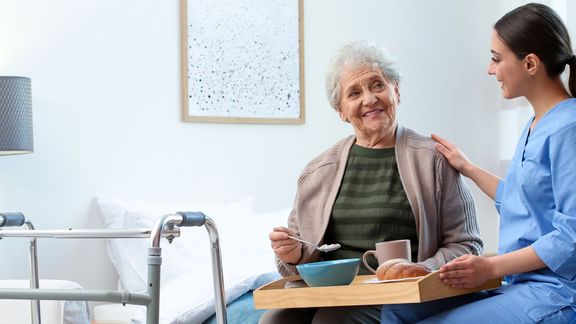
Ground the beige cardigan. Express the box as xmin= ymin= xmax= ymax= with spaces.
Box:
xmin=276 ymin=126 xmax=483 ymax=277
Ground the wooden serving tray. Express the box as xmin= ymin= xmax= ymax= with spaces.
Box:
xmin=254 ymin=271 xmax=501 ymax=309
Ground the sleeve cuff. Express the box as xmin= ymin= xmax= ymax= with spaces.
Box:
xmin=419 ymin=259 xmax=440 ymax=271
xmin=531 ymin=209 xmax=576 ymax=280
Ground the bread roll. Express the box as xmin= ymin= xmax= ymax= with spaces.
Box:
xmin=376 ymin=259 xmax=430 ymax=280
xmin=375 ymin=258 xmax=408 ymax=280
xmin=399 ymin=265 xmax=430 ymax=278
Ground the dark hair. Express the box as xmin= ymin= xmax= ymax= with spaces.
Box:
xmin=495 ymin=3 xmax=576 ymax=95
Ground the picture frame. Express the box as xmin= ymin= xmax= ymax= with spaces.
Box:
xmin=181 ymin=0 xmax=305 ymax=124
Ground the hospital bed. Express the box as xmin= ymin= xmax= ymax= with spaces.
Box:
xmin=0 ymin=211 xmax=228 ymax=324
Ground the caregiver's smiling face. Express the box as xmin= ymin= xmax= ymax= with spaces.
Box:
xmin=487 ymin=29 xmax=531 ymax=99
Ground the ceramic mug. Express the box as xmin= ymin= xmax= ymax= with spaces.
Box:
xmin=362 ymin=239 xmax=411 ymax=273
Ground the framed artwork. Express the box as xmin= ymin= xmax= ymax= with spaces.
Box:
xmin=181 ymin=0 xmax=305 ymax=124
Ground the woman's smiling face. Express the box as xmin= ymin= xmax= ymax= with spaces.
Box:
xmin=487 ymin=30 xmax=530 ymax=99
xmin=338 ymin=65 xmax=400 ymax=137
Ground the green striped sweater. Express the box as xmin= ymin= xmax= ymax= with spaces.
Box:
xmin=322 ymin=144 xmax=419 ymax=274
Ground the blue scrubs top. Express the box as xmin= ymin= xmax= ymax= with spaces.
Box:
xmin=495 ymin=98 xmax=576 ymax=321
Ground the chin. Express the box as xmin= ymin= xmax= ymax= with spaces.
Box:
xmin=502 ymin=92 xmax=520 ymax=100
xmin=501 ymin=89 xmax=514 ymax=100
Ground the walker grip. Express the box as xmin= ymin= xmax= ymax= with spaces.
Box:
xmin=0 ymin=212 xmax=26 ymax=227
xmin=176 ymin=211 xmax=206 ymax=227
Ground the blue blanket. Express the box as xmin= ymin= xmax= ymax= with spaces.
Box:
xmin=203 ymin=291 xmax=266 ymax=324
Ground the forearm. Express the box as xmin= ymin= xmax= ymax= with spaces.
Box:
xmin=487 ymin=246 xmax=547 ymax=278
xmin=462 ymin=163 xmax=501 ymax=200
xmin=428 ymin=168 xmax=483 ymax=270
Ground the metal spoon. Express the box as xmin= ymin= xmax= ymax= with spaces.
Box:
xmin=287 ymin=235 xmax=341 ymax=252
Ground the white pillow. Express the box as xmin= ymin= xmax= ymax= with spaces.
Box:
xmin=95 ymin=196 xmax=256 ymax=292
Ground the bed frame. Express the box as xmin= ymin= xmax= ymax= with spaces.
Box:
xmin=0 ymin=211 xmax=228 ymax=324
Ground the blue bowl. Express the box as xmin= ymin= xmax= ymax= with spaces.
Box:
xmin=296 ymin=258 xmax=360 ymax=287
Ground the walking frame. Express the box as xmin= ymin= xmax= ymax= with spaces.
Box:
xmin=0 ymin=211 xmax=228 ymax=324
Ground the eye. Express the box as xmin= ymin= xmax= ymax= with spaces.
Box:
xmin=373 ymin=82 xmax=385 ymax=90
xmin=491 ymin=57 xmax=500 ymax=63
xmin=347 ymin=90 xmax=360 ymax=98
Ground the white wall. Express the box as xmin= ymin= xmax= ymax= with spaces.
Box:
xmin=1 ymin=0 xmax=562 ymax=292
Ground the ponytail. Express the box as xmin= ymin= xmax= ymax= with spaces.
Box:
xmin=569 ymin=55 xmax=576 ymax=97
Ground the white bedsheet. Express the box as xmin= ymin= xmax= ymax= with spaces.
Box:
xmin=0 ymin=280 xmax=90 ymax=324
xmin=96 ymin=197 xmax=290 ymax=324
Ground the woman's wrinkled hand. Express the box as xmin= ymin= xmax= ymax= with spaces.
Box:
xmin=431 ymin=134 xmax=474 ymax=176
xmin=439 ymin=254 xmax=495 ymax=288
xmin=269 ymin=226 xmax=302 ymax=264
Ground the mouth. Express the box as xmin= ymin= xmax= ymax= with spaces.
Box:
xmin=362 ymin=108 xmax=384 ymax=118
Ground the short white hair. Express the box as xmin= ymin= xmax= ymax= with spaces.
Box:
xmin=325 ymin=41 xmax=401 ymax=111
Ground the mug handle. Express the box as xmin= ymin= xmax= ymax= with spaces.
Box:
xmin=362 ymin=250 xmax=377 ymax=273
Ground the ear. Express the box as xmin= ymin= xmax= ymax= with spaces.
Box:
xmin=524 ymin=54 xmax=541 ymax=76
xmin=337 ymin=107 xmax=349 ymax=123
xmin=393 ymin=82 xmax=401 ymax=105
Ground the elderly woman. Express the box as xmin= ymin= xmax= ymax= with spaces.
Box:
xmin=260 ymin=41 xmax=483 ymax=324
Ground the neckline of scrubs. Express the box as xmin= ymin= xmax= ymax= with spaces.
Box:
xmin=520 ymin=98 xmax=574 ymax=162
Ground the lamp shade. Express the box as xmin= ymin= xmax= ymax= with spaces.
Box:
xmin=0 ymin=76 xmax=33 ymax=155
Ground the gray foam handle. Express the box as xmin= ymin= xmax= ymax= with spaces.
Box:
xmin=176 ymin=211 xmax=206 ymax=227
xmin=0 ymin=212 xmax=26 ymax=227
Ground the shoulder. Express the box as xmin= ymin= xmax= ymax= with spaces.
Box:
xmin=397 ymin=126 xmax=441 ymax=159
xmin=301 ymin=136 xmax=354 ymax=175
xmin=396 ymin=126 xmax=455 ymax=180
xmin=545 ymin=99 xmax=576 ymax=143
xmin=550 ymin=99 xmax=576 ymax=128
xmin=558 ymin=97 xmax=576 ymax=113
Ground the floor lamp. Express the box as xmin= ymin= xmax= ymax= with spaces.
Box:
xmin=0 ymin=76 xmax=40 ymax=324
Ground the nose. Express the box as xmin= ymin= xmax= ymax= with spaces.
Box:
xmin=487 ymin=61 xmax=495 ymax=75
xmin=362 ymin=94 xmax=377 ymax=105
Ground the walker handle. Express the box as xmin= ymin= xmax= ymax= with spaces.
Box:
xmin=176 ymin=211 xmax=206 ymax=227
xmin=0 ymin=212 xmax=26 ymax=227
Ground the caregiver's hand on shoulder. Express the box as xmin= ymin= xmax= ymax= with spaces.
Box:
xmin=431 ymin=134 xmax=475 ymax=177
xmin=439 ymin=254 xmax=495 ymax=288
xmin=269 ymin=226 xmax=302 ymax=264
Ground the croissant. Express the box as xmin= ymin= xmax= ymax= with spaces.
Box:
xmin=376 ymin=258 xmax=430 ymax=280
